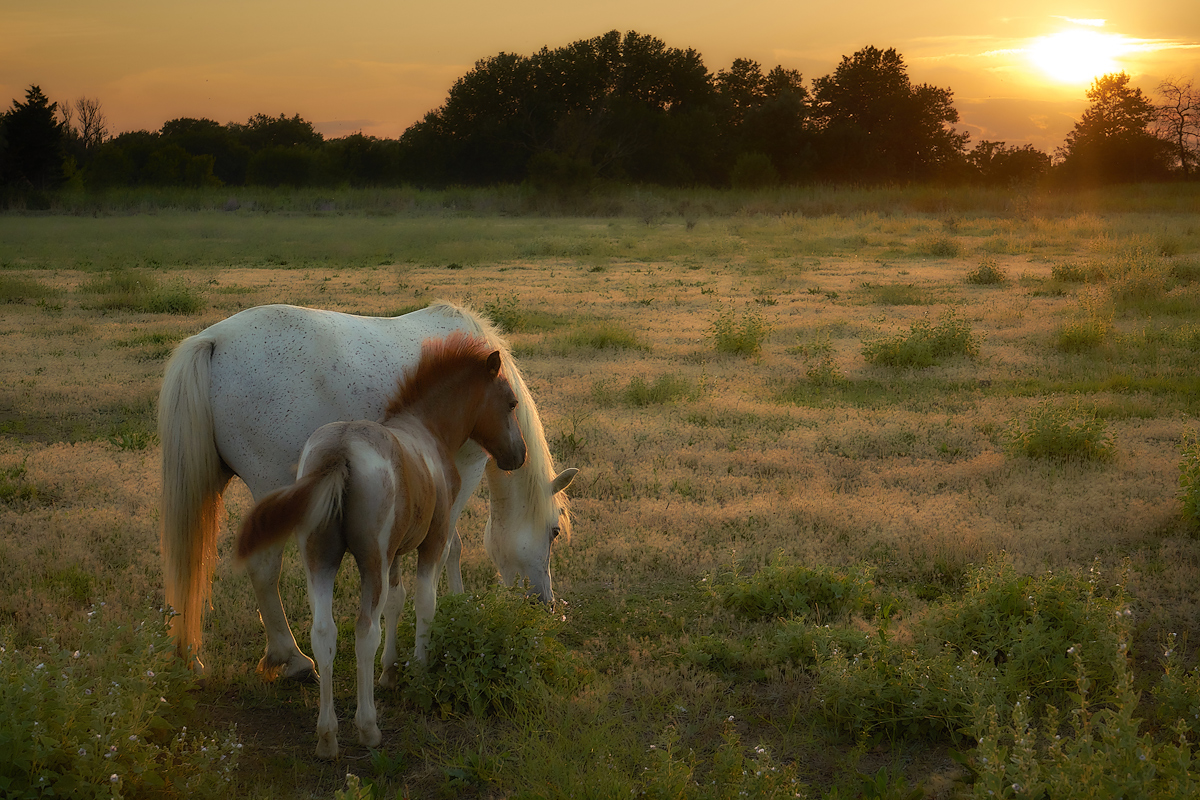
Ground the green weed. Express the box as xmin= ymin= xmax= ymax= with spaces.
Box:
xmin=717 ymin=563 xmax=875 ymax=622
xmin=1005 ymin=400 xmax=1115 ymax=462
xmin=709 ymin=304 xmax=772 ymax=357
xmin=964 ymin=257 xmax=1007 ymax=285
xmin=556 ymin=323 xmax=649 ymax=353
xmin=861 ymin=283 xmax=937 ymax=305
xmin=862 ymin=310 xmax=979 ymax=368
xmin=0 ymin=275 xmax=62 ymax=303
xmin=620 ymin=374 xmax=697 ymax=406
xmin=0 ymin=609 xmax=240 ymax=799
xmin=79 ymin=271 xmax=204 ymax=314
xmin=1179 ymin=430 xmax=1200 ymax=526
xmin=404 ymin=583 xmax=585 ymax=717
xmin=915 ymin=235 xmax=962 ymax=258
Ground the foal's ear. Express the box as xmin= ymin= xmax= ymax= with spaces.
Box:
xmin=486 ymin=350 xmax=502 ymax=377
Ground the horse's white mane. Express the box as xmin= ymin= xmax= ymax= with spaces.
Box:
xmin=423 ymin=301 xmax=571 ymax=539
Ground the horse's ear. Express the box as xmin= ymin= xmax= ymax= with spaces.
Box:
xmin=486 ymin=350 xmax=502 ymax=377
xmin=550 ymin=467 xmax=578 ymax=495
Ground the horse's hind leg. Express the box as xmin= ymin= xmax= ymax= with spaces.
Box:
xmin=245 ymin=542 xmax=317 ymax=682
xmin=378 ymin=554 xmax=406 ymax=689
xmin=305 ymin=562 xmax=340 ymax=760
xmin=354 ymin=560 xmax=386 ymax=748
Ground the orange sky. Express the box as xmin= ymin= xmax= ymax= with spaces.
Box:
xmin=3 ymin=1 xmax=1198 ymax=155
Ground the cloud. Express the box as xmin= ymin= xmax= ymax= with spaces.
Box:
xmin=1054 ymin=17 xmax=1106 ymax=28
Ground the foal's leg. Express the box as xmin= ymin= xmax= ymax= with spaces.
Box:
xmin=378 ymin=554 xmax=406 ymax=688
xmin=353 ymin=558 xmax=387 ymax=749
xmin=245 ymin=542 xmax=317 ymax=682
xmin=304 ymin=559 xmax=340 ymax=760
xmin=413 ymin=553 xmax=441 ymax=664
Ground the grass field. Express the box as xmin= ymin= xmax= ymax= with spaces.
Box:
xmin=2 ymin=185 xmax=1200 ymax=798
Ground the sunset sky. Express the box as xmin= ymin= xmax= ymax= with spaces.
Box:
xmin=3 ymin=1 xmax=1198 ymax=155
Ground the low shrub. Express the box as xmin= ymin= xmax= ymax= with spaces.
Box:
xmin=1005 ymin=400 xmax=1115 ymax=462
xmin=0 ymin=275 xmax=62 ymax=304
xmin=717 ymin=563 xmax=875 ymax=622
xmin=709 ymin=304 xmax=772 ymax=357
xmin=482 ymin=294 xmax=525 ymax=334
xmin=965 ymin=257 xmax=1007 ymax=285
xmin=79 ymin=271 xmax=204 ymax=314
xmin=621 ymin=373 xmax=697 ymax=406
xmin=557 ymin=323 xmax=648 ymax=353
xmin=1180 ymin=429 xmax=1200 ymax=525
xmin=404 ymin=583 xmax=585 ymax=716
xmin=0 ymin=609 xmax=240 ymax=799
xmin=862 ymin=310 xmax=979 ymax=368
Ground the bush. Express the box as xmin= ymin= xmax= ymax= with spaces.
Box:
xmin=1180 ymin=430 xmax=1200 ymax=525
xmin=709 ymin=304 xmax=772 ymax=357
xmin=558 ymin=323 xmax=648 ymax=352
xmin=0 ymin=609 xmax=240 ymax=799
xmin=717 ymin=563 xmax=875 ymax=622
xmin=861 ymin=310 xmax=979 ymax=368
xmin=965 ymin=257 xmax=1007 ymax=285
xmin=0 ymin=275 xmax=62 ymax=304
xmin=621 ymin=373 xmax=696 ymax=406
xmin=404 ymin=583 xmax=584 ymax=716
xmin=482 ymin=294 xmax=525 ymax=334
xmin=79 ymin=271 xmax=205 ymax=315
xmin=1006 ymin=400 xmax=1115 ymax=462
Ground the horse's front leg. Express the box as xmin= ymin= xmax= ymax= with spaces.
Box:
xmin=245 ymin=541 xmax=317 ymax=682
xmin=413 ymin=552 xmax=441 ymax=664
xmin=378 ymin=554 xmax=406 ymax=689
xmin=444 ymin=446 xmax=488 ymax=594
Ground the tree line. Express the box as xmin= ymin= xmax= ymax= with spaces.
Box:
xmin=2 ymin=31 xmax=1197 ymax=197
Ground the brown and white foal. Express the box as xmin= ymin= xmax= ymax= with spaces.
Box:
xmin=235 ymin=332 xmax=526 ymax=759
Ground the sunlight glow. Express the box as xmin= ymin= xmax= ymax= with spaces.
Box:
xmin=1028 ymin=30 xmax=1127 ymax=84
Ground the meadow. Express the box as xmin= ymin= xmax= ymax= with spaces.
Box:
xmin=2 ymin=184 xmax=1200 ymax=798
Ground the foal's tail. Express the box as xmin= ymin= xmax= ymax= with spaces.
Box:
xmin=235 ymin=452 xmax=348 ymax=564
xmin=159 ymin=333 xmax=229 ymax=663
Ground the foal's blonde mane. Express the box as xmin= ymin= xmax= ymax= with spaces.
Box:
xmin=383 ymin=331 xmax=495 ymax=419
xmin=422 ymin=301 xmax=572 ymax=540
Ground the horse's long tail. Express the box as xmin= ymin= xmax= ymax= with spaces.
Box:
xmin=159 ymin=333 xmax=229 ymax=662
xmin=235 ymin=452 xmax=347 ymax=564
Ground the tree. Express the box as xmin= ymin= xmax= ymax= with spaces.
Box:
xmin=62 ymin=97 xmax=108 ymax=151
xmin=1154 ymin=76 xmax=1199 ymax=176
xmin=0 ymin=85 xmax=66 ymax=190
xmin=968 ymin=141 xmax=1050 ymax=185
xmin=1056 ymin=73 xmax=1171 ymax=183
xmin=811 ymin=46 xmax=967 ymax=182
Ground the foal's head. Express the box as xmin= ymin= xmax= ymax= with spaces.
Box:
xmin=387 ymin=332 xmax=527 ymax=471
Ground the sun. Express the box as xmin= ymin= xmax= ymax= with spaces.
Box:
xmin=1028 ymin=30 xmax=1127 ymax=84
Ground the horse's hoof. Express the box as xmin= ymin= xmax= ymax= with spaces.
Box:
xmin=358 ymin=724 xmax=382 ymax=749
xmin=316 ymin=733 xmax=339 ymax=760
xmin=257 ymin=653 xmax=317 ymax=684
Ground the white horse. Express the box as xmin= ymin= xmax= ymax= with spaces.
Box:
xmin=235 ymin=333 xmax=528 ymax=758
xmin=159 ymin=301 xmax=577 ymax=677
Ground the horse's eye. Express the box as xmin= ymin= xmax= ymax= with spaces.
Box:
xmin=509 ymin=400 xmax=518 ymax=412
xmin=550 ymin=525 xmax=561 ymax=542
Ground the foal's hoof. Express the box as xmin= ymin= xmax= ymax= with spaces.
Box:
xmin=358 ymin=724 xmax=383 ymax=749
xmin=316 ymin=732 xmax=339 ymax=761
xmin=378 ymin=663 xmax=400 ymax=689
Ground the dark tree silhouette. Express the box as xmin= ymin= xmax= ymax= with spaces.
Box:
xmin=1155 ymin=76 xmax=1199 ymax=176
xmin=1056 ymin=73 xmax=1172 ymax=183
xmin=1 ymin=85 xmax=66 ymax=190
xmin=968 ymin=141 xmax=1050 ymax=185
xmin=811 ymin=46 xmax=967 ymax=182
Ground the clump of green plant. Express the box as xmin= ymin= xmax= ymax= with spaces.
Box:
xmin=482 ymin=294 xmax=526 ymax=334
xmin=788 ymin=333 xmax=844 ymax=385
xmin=965 ymin=257 xmax=1007 ymax=285
xmin=923 ymin=561 xmax=1129 ymax=715
xmin=404 ymin=583 xmax=584 ymax=716
xmin=80 ymin=270 xmax=204 ymax=314
xmin=1051 ymin=261 xmax=1104 ymax=283
xmin=862 ymin=310 xmax=979 ymax=368
xmin=967 ymin=654 xmax=1199 ymax=799
xmin=635 ymin=724 xmax=807 ymax=799
xmin=557 ymin=322 xmax=648 ymax=353
xmin=709 ymin=304 xmax=772 ymax=357
xmin=1179 ymin=429 xmax=1200 ymax=526
xmin=917 ymin=235 xmax=962 ymax=258
xmin=620 ymin=373 xmax=697 ymax=406
xmin=1005 ymin=400 xmax=1115 ymax=462
xmin=0 ymin=461 xmax=52 ymax=506
xmin=0 ymin=275 xmax=62 ymax=304
xmin=1153 ymin=632 xmax=1200 ymax=737
xmin=716 ymin=563 xmax=875 ymax=622
xmin=0 ymin=609 xmax=240 ymax=799
xmin=862 ymin=282 xmax=937 ymax=306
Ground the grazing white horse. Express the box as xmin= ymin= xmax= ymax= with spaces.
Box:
xmin=159 ymin=302 xmax=577 ymax=677
xmin=236 ymin=333 xmax=528 ymax=759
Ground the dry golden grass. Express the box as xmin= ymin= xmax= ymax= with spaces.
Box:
xmin=2 ymin=203 xmax=1199 ymax=794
